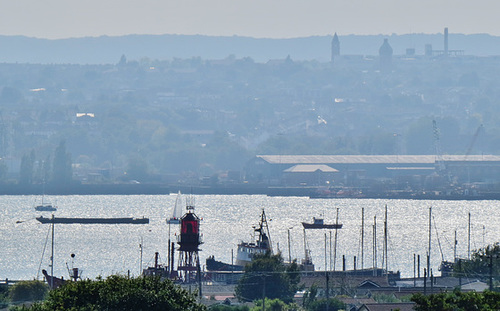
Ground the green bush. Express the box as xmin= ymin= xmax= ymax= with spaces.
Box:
xmin=11 ymin=275 xmax=206 ymax=311
xmin=209 ymin=304 xmax=250 ymax=311
xmin=251 ymin=298 xmax=297 ymax=311
xmin=0 ymin=283 xmax=8 ymax=302
xmin=306 ymin=298 xmax=345 ymax=311
xmin=8 ymin=281 xmax=48 ymax=303
xmin=411 ymin=289 xmax=500 ymax=310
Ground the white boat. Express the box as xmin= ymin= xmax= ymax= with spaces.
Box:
xmin=34 ymin=196 xmax=57 ymax=212
xmin=167 ymin=191 xmax=183 ymax=224
xmin=235 ymin=209 xmax=272 ymax=267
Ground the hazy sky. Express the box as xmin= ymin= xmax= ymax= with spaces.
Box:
xmin=0 ymin=0 xmax=498 ymax=39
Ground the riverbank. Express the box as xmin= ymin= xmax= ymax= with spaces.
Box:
xmin=2 ymin=183 xmax=500 ymax=200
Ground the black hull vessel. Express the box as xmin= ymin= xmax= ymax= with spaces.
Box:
xmin=206 ymin=256 xmax=243 ymax=272
xmin=302 ymin=217 xmax=342 ymax=229
xmin=36 ymin=216 xmax=149 ymax=224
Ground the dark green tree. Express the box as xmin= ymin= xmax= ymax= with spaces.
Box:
xmin=301 ymin=284 xmax=344 ymax=311
xmin=0 ymin=158 xmax=7 ymax=182
xmin=52 ymin=140 xmax=72 ymax=185
xmin=126 ymin=156 xmax=149 ymax=182
xmin=208 ymin=304 xmax=249 ymax=311
xmin=19 ymin=150 xmax=36 ymax=185
xmin=302 ymin=284 xmax=318 ymax=309
xmin=235 ymin=253 xmax=300 ymax=303
xmin=0 ymin=283 xmax=9 ymax=308
xmin=42 ymin=156 xmax=51 ymax=184
xmin=13 ymin=275 xmax=206 ymax=311
xmin=454 ymin=242 xmax=500 ymax=280
xmin=8 ymin=280 xmax=48 ymax=303
xmin=411 ymin=289 xmax=500 ymax=311
xmin=306 ymin=298 xmax=345 ymax=311
xmin=252 ymin=297 xmax=299 ymax=311
xmin=117 ymin=54 xmax=127 ymax=66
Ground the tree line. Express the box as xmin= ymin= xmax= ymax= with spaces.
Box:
xmin=18 ymin=140 xmax=72 ymax=186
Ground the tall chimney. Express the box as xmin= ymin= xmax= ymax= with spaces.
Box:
xmin=444 ymin=27 xmax=449 ymax=56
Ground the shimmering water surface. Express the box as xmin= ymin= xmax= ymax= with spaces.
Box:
xmin=1 ymin=195 xmax=498 ymax=281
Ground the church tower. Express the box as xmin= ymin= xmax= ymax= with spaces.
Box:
xmin=331 ymin=33 xmax=340 ymax=62
xmin=379 ymin=38 xmax=393 ymax=71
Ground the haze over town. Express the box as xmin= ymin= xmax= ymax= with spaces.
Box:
xmin=1 ymin=3 xmax=500 ymax=310
xmin=1 ymin=1 xmax=500 ymax=198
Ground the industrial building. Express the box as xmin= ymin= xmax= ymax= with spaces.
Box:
xmin=244 ymin=155 xmax=500 ymax=193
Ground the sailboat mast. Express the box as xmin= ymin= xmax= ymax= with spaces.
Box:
xmin=287 ymin=228 xmax=292 ymax=263
xmin=373 ymin=215 xmax=377 ymax=276
xmin=468 ymin=212 xmax=471 ymax=259
xmin=384 ymin=205 xmax=388 ymax=273
xmin=50 ymin=214 xmax=54 ymax=289
xmin=454 ymin=230 xmax=457 ymax=261
xmin=324 ymin=233 xmax=327 ymax=272
xmin=303 ymin=228 xmax=308 ymax=263
xmin=361 ymin=207 xmax=364 ymax=270
xmin=333 ymin=208 xmax=339 ymax=271
xmin=329 ymin=231 xmax=332 ymax=271
xmin=139 ymin=238 xmax=143 ymax=275
xmin=168 ymin=223 xmax=171 ymax=273
xmin=259 ymin=209 xmax=273 ymax=253
xmin=428 ymin=207 xmax=432 ymax=280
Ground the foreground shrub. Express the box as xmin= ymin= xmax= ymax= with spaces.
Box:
xmin=12 ymin=275 xmax=206 ymax=311
xmin=8 ymin=281 xmax=48 ymax=303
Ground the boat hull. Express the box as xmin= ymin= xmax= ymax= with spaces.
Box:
xmin=36 ymin=216 xmax=149 ymax=224
xmin=35 ymin=205 xmax=57 ymax=212
xmin=301 ymin=223 xmax=342 ymax=229
xmin=206 ymin=256 xmax=243 ymax=271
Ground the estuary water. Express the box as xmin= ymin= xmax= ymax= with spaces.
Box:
xmin=0 ymin=194 xmax=498 ymax=281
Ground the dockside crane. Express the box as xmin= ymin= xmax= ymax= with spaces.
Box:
xmin=464 ymin=124 xmax=483 ymax=161
xmin=432 ymin=120 xmax=445 ymax=172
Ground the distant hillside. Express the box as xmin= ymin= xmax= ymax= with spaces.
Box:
xmin=1 ymin=33 xmax=500 ymax=64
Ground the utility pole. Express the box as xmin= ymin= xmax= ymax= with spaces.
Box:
xmin=333 ymin=208 xmax=339 ymax=271
xmin=485 ymin=254 xmax=499 ymax=291
xmin=373 ymin=215 xmax=377 ymax=276
xmin=489 ymin=255 xmax=493 ymax=291
xmin=262 ymin=274 xmax=266 ymax=311
xmin=413 ymin=254 xmax=416 ymax=287
xmin=287 ymin=228 xmax=292 ymax=263
xmin=325 ymin=233 xmax=329 ymax=311
xmin=383 ymin=205 xmax=388 ymax=274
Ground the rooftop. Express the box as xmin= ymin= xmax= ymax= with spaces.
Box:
xmin=257 ymin=155 xmax=500 ymax=165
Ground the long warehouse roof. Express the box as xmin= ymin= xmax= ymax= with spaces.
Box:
xmin=256 ymin=155 xmax=500 ymax=164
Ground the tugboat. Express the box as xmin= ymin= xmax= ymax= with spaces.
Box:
xmin=235 ymin=209 xmax=272 ymax=267
xmin=206 ymin=209 xmax=272 ymax=271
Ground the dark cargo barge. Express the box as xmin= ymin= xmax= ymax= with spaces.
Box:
xmin=36 ymin=216 xmax=149 ymax=224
